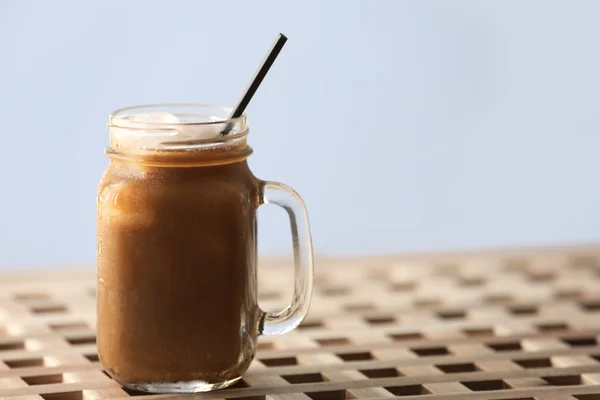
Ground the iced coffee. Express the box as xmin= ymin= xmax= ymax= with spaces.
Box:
xmin=97 ymin=104 xmax=313 ymax=393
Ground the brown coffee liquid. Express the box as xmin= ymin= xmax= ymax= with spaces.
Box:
xmin=97 ymin=146 xmax=261 ymax=385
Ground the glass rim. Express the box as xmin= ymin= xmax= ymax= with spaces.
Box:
xmin=108 ymin=103 xmax=246 ymax=129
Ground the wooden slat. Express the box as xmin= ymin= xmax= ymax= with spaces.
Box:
xmin=3 ymin=244 xmax=600 ymax=399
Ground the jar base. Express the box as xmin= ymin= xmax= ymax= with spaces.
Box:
xmin=124 ymin=376 xmax=241 ymax=393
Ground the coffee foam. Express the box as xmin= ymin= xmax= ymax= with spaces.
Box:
xmin=111 ymin=112 xmax=225 ymax=150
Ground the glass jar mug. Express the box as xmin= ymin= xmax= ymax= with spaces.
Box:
xmin=96 ymin=104 xmax=314 ymax=393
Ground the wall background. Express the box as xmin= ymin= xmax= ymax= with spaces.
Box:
xmin=1 ymin=0 xmax=599 ymax=270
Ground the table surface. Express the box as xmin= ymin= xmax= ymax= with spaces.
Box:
xmin=3 ymin=244 xmax=600 ymax=399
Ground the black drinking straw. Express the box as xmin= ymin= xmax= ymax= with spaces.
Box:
xmin=220 ymin=33 xmax=288 ymax=135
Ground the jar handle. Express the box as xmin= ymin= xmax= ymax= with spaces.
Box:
xmin=258 ymin=181 xmax=314 ymax=335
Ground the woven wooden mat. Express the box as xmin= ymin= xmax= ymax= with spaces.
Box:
xmin=2 ymin=244 xmax=600 ymax=400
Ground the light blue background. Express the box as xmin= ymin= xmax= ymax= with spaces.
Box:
xmin=1 ymin=0 xmax=599 ymax=269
